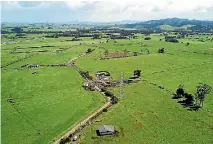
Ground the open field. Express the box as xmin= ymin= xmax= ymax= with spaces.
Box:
xmin=75 ymin=34 xmax=213 ymax=143
xmin=1 ymin=35 xmax=106 ymax=144
xmin=79 ymin=83 xmax=213 ymax=144
xmin=1 ymin=31 xmax=213 ymax=144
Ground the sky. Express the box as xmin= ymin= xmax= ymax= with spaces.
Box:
xmin=1 ymin=0 xmax=213 ymax=23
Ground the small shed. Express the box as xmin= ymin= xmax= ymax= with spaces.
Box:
xmin=98 ymin=125 xmax=115 ymax=136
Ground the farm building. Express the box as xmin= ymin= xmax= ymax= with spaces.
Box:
xmin=97 ymin=125 xmax=115 ymax=136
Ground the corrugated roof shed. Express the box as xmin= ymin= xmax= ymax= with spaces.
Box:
xmin=98 ymin=125 xmax=114 ymax=133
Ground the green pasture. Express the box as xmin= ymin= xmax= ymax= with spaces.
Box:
xmin=79 ymin=83 xmax=213 ymax=144
xmin=1 ymin=68 xmax=105 ymax=144
xmin=1 ymin=33 xmax=213 ymax=144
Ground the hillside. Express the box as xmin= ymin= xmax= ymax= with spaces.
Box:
xmin=122 ymin=18 xmax=213 ymax=32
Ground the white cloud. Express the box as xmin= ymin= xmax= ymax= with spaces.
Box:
xmin=83 ymin=0 xmax=213 ymax=21
xmin=65 ymin=0 xmax=94 ymax=9
xmin=1 ymin=0 xmax=213 ymax=22
xmin=1 ymin=1 xmax=53 ymax=10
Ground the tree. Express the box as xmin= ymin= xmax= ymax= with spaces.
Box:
xmin=195 ymin=83 xmax=211 ymax=107
xmin=183 ymin=93 xmax=194 ymax=105
xmin=133 ymin=52 xmax=138 ymax=56
xmin=93 ymin=34 xmax=101 ymax=39
xmin=134 ymin=70 xmax=141 ymax=78
xmin=104 ymin=49 xmax=109 ymax=56
xmin=86 ymin=48 xmax=92 ymax=53
xmin=176 ymin=84 xmax=184 ymax=98
xmin=144 ymin=37 xmax=151 ymax=40
xmin=11 ymin=27 xmax=23 ymax=33
xmin=158 ymin=48 xmax=164 ymax=54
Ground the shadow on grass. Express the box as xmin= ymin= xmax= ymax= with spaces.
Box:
xmin=172 ymin=94 xmax=200 ymax=111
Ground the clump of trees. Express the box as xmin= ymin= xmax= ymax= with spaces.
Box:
xmin=80 ymin=71 xmax=93 ymax=80
xmin=104 ymin=91 xmax=118 ymax=104
xmin=158 ymin=48 xmax=164 ymax=54
xmin=93 ymin=34 xmax=101 ymax=39
xmin=45 ymin=34 xmax=58 ymax=38
xmin=173 ymin=83 xmax=211 ymax=110
xmin=144 ymin=37 xmax=151 ymax=40
xmin=59 ymin=137 xmax=71 ymax=144
xmin=165 ymin=36 xmax=179 ymax=43
xmin=173 ymin=85 xmax=194 ymax=105
xmin=11 ymin=27 xmax=23 ymax=33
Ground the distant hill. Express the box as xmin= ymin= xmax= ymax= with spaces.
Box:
xmin=122 ymin=18 xmax=213 ymax=32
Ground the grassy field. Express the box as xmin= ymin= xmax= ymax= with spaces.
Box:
xmin=1 ymin=33 xmax=213 ymax=144
xmin=1 ymin=67 xmax=105 ymax=144
xmin=79 ymin=83 xmax=213 ymax=144
xmin=1 ymin=35 xmax=105 ymax=144
xmin=75 ymin=34 xmax=213 ymax=143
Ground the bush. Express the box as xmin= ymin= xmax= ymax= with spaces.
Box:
xmin=86 ymin=48 xmax=92 ymax=53
xmin=111 ymin=96 xmax=118 ymax=104
xmin=183 ymin=93 xmax=194 ymax=105
xmin=166 ymin=39 xmax=179 ymax=43
xmin=103 ymin=108 xmax=108 ymax=112
xmin=144 ymin=37 xmax=151 ymax=40
xmin=176 ymin=87 xmax=184 ymax=96
xmin=158 ymin=48 xmax=164 ymax=54
xmin=80 ymin=71 xmax=92 ymax=80
xmin=104 ymin=91 xmax=114 ymax=97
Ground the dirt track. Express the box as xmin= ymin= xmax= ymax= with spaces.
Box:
xmin=52 ymin=100 xmax=111 ymax=144
xmin=52 ymin=49 xmax=113 ymax=144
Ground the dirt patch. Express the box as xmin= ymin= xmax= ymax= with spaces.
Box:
xmin=134 ymin=120 xmax=144 ymax=129
xmin=107 ymin=52 xmax=129 ymax=58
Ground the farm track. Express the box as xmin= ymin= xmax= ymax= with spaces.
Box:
xmin=4 ymin=42 xmax=213 ymax=143
xmin=52 ymin=100 xmax=112 ymax=144
xmin=52 ymin=45 xmax=115 ymax=144
xmin=53 ymin=45 xmax=213 ymax=143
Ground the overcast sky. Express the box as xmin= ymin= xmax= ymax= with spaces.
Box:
xmin=1 ymin=0 xmax=213 ymax=22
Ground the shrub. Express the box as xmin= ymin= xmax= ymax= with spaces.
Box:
xmin=176 ymin=85 xmax=184 ymax=97
xmin=104 ymin=91 xmax=114 ymax=97
xmin=158 ymin=48 xmax=164 ymax=54
xmin=183 ymin=93 xmax=194 ymax=105
xmin=144 ymin=37 xmax=151 ymax=40
xmin=103 ymin=108 xmax=108 ymax=112
xmin=111 ymin=96 xmax=118 ymax=104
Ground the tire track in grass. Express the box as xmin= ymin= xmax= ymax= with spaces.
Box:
xmin=10 ymin=104 xmax=40 ymax=134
